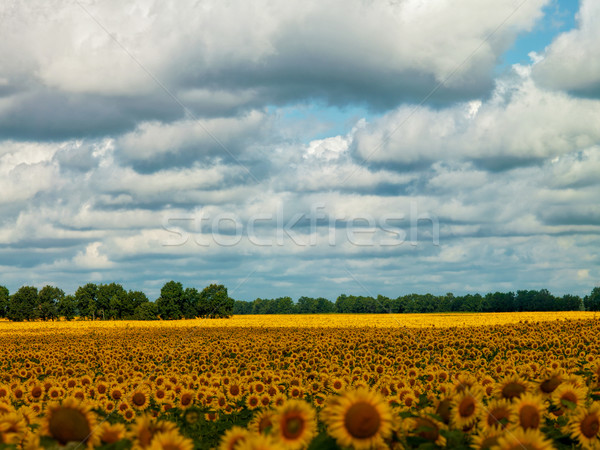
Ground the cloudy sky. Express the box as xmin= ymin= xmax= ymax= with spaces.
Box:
xmin=1 ymin=0 xmax=599 ymax=301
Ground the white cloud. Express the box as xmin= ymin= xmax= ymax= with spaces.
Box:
xmin=353 ymin=70 xmax=600 ymax=166
xmin=73 ymin=242 xmax=113 ymax=268
xmin=532 ymin=0 xmax=600 ymax=96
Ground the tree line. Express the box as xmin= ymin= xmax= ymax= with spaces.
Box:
xmin=234 ymin=288 xmax=600 ymax=314
xmin=0 ymin=281 xmax=234 ymax=321
xmin=1 ymin=283 xmax=598 ymax=321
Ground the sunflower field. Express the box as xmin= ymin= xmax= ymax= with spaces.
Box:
xmin=1 ymin=312 xmax=600 ymax=449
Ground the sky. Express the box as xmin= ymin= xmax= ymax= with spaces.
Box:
xmin=1 ymin=0 xmax=599 ymax=301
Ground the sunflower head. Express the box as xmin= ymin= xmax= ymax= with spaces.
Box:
xmin=511 ymin=393 xmax=545 ymax=430
xmin=322 ymin=388 xmax=393 ymax=450
xmin=272 ymin=400 xmax=317 ymax=449
xmin=567 ymin=402 xmax=600 ymax=447
xmin=41 ymin=397 xmax=99 ymax=448
xmin=450 ymin=388 xmax=482 ymax=429
xmin=249 ymin=409 xmax=276 ymax=435
xmin=494 ymin=375 xmax=530 ymax=401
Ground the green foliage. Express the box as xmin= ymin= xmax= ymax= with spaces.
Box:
xmin=97 ymin=283 xmax=128 ymax=319
xmin=75 ymin=283 xmax=98 ymax=319
xmin=584 ymin=286 xmax=600 ymax=311
xmin=38 ymin=285 xmax=64 ymax=321
xmin=57 ymin=294 xmax=77 ymax=320
xmin=0 ymin=285 xmax=9 ymax=317
xmin=132 ymin=301 xmax=158 ymax=320
xmin=7 ymin=285 xmax=39 ymax=321
xmin=156 ymin=280 xmax=184 ymax=320
xmin=198 ymin=284 xmax=234 ymax=318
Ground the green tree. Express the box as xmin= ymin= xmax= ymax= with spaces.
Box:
xmin=133 ymin=302 xmax=158 ymax=320
xmin=233 ymin=300 xmax=253 ymax=315
xmin=584 ymin=287 xmax=600 ymax=311
xmin=57 ymin=295 xmax=77 ymax=320
xmin=0 ymin=285 xmax=9 ymax=318
xmin=156 ymin=281 xmax=184 ymax=320
xmin=557 ymin=294 xmax=582 ymax=311
xmin=75 ymin=283 xmax=98 ymax=320
xmin=122 ymin=290 xmax=149 ymax=319
xmin=198 ymin=284 xmax=234 ymax=318
xmin=38 ymin=285 xmax=64 ymax=321
xmin=182 ymin=287 xmax=200 ymax=319
xmin=97 ymin=283 xmax=127 ymax=319
xmin=7 ymin=286 xmax=39 ymax=321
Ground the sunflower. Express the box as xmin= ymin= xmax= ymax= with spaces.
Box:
xmin=491 ymin=427 xmax=554 ymax=450
xmin=247 ymin=394 xmax=260 ymax=410
xmin=205 ymin=411 xmax=219 ymax=422
xmin=331 ymin=378 xmax=346 ymax=393
xmin=537 ymin=371 xmax=563 ymax=398
xmin=18 ymin=405 xmax=40 ymax=426
xmin=227 ymin=382 xmax=243 ymax=400
xmin=323 ymin=389 xmax=393 ymax=450
xmin=26 ymin=384 xmax=45 ymax=403
xmin=178 ymin=390 xmax=195 ymax=409
xmin=272 ymin=394 xmax=286 ymax=408
xmin=96 ymin=381 xmax=109 ymax=396
xmin=47 ymin=386 xmax=63 ymax=401
xmin=451 ymin=388 xmax=482 ymax=429
xmin=218 ymin=426 xmax=251 ymax=450
xmin=148 ymin=430 xmax=194 ymax=450
xmin=249 ymin=409 xmax=276 ymax=434
xmin=551 ymin=383 xmax=587 ymax=416
xmin=511 ymin=393 xmax=545 ymax=430
xmin=99 ymin=422 xmax=127 ymax=444
xmin=567 ymin=402 xmax=600 ymax=447
xmin=129 ymin=387 xmax=151 ymax=411
xmin=0 ymin=385 xmax=12 ymax=401
xmin=312 ymin=394 xmax=327 ymax=409
xmin=0 ymin=412 xmax=27 ymax=445
xmin=271 ymin=400 xmax=317 ymax=449
xmin=494 ymin=375 xmax=530 ymax=401
xmin=481 ymin=399 xmax=513 ymax=431
xmin=41 ymin=397 xmax=99 ymax=448
xmin=0 ymin=401 xmax=16 ymax=416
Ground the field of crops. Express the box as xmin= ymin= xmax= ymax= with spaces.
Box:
xmin=1 ymin=312 xmax=599 ymax=449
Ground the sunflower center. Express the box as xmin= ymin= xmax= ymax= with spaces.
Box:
xmin=132 ymin=392 xmax=146 ymax=406
xmin=581 ymin=413 xmax=600 ymax=438
xmin=282 ymin=415 xmax=305 ymax=439
xmin=459 ymin=397 xmax=476 ymax=417
xmin=344 ymin=401 xmax=381 ymax=439
xmin=502 ymin=382 xmax=526 ymax=399
xmin=31 ymin=386 xmax=43 ymax=398
xmin=561 ymin=392 xmax=577 ymax=404
xmin=181 ymin=394 xmax=192 ymax=406
xmin=540 ymin=377 xmax=561 ymax=394
xmin=519 ymin=405 xmax=540 ymax=429
xmin=48 ymin=407 xmax=91 ymax=445
xmin=230 ymin=385 xmax=240 ymax=396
